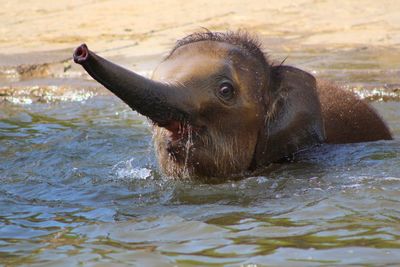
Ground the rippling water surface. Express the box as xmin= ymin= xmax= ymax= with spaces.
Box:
xmin=1 ymin=47 xmax=400 ymax=266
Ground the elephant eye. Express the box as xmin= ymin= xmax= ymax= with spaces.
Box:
xmin=218 ymin=82 xmax=235 ymax=101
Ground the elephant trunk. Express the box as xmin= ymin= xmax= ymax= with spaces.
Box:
xmin=73 ymin=44 xmax=190 ymax=128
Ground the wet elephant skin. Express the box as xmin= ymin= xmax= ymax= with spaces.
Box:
xmin=73 ymin=31 xmax=392 ymax=179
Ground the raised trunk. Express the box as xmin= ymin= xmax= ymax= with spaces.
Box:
xmin=73 ymin=44 xmax=190 ymax=127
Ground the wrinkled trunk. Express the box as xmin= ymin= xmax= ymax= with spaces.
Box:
xmin=73 ymin=44 xmax=190 ymax=127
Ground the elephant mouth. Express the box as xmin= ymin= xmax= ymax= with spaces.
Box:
xmin=159 ymin=120 xmax=190 ymax=142
xmin=159 ymin=120 xmax=204 ymax=161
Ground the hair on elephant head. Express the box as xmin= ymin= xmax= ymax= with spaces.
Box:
xmin=73 ymin=30 xmax=392 ymax=179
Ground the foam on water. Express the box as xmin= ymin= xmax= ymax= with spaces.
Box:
xmin=112 ymin=158 xmax=153 ymax=180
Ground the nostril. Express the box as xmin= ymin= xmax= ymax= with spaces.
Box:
xmin=73 ymin=44 xmax=89 ymax=63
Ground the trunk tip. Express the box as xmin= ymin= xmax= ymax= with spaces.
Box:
xmin=73 ymin=43 xmax=89 ymax=64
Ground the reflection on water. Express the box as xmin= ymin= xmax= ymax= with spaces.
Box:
xmin=0 ymin=46 xmax=400 ymax=266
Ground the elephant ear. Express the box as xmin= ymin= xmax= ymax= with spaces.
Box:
xmin=253 ymin=65 xmax=326 ymax=168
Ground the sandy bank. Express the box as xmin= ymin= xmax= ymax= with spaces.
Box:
xmin=1 ymin=0 xmax=399 ymax=59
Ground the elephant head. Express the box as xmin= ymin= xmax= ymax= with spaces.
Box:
xmin=74 ymin=31 xmax=325 ymax=178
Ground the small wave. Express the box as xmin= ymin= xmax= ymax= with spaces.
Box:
xmin=3 ymin=96 xmax=33 ymax=104
xmin=112 ymin=158 xmax=152 ymax=180
xmin=352 ymin=87 xmax=400 ymax=101
xmin=0 ymin=85 xmax=97 ymax=104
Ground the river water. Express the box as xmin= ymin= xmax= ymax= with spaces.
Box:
xmin=1 ymin=46 xmax=400 ymax=266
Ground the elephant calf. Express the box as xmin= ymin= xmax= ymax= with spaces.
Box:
xmin=73 ymin=31 xmax=392 ymax=178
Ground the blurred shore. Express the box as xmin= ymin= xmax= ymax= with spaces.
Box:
xmin=2 ymin=0 xmax=400 ymax=57
xmin=0 ymin=0 xmax=399 ymax=102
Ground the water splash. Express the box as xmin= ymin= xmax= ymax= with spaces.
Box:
xmin=182 ymin=124 xmax=195 ymax=178
xmin=112 ymin=158 xmax=152 ymax=180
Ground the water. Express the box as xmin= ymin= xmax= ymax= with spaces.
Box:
xmin=1 ymin=47 xmax=400 ymax=266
